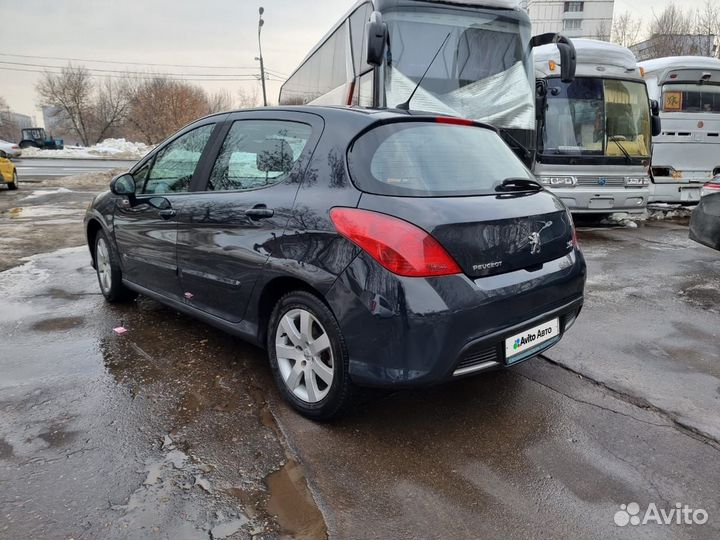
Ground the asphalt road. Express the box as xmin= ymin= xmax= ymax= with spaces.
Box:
xmin=0 ymin=178 xmax=718 ymax=540
xmin=14 ymin=157 xmax=137 ymax=179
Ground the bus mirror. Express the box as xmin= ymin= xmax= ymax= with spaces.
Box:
xmin=652 ymin=115 xmax=662 ymax=137
xmin=556 ymin=42 xmax=576 ymax=83
xmin=651 ymin=99 xmax=660 ymax=116
xmin=531 ymin=33 xmax=576 ymax=82
xmin=366 ymin=11 xmax=387 ymax=67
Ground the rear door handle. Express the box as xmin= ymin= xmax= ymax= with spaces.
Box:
xmin=158 ymin=209 xmax=177 ymax=220
xmin=245 ymin=205 xmax=274 ymax=220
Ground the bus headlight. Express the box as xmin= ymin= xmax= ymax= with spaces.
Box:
xmin=625 ymin=177 xmax=651 ymax=187
xmin=539 ymin=176 xmax=577 ymax=187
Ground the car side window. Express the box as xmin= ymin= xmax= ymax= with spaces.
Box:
xmin=144 ymin=124 xmax=215 ymax=194
xmin=132 ymin=162 xmax=151 ymax=194
xmin=207 ymin=120 xmax=312 ymax=192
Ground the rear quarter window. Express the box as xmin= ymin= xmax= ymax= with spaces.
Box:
xmin=347 ymin=122 xmax=532 ymax=197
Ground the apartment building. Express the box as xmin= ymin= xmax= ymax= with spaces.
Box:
xmin=522 ymin=0 xmax=616 ymax=40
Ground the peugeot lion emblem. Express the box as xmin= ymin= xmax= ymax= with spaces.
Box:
xmin=528 ymin=221 xmax=553 ymax=255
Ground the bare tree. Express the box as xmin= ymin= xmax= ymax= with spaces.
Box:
xmin=237 ymin=86 xmax=260 ymax=109
xmin=36 ymin=65 xmax=131 ymax=146
xmin=593 ymin=20 xmax=611 ymax=42
xmin=647 ymin=3 xmax=695 ymax=58
xmin=92 ymin=78 xmax=133 ymax=143
xmin=692 ymin=0 xmax=720 ymax=57
xmin=126 ymin=76 xmax=211 ymax=144
xmin=207 ymin=89 xmax=234 ymax=113
xmin=611 ymin=11 xmax=642 ymax=48
xmin=36 ymin=65 xmax=94 ymax=146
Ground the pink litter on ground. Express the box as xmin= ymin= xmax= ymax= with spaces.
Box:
xmin=113 ymin=327 xmax=128 ymax=335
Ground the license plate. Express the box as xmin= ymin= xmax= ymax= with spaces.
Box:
xmin=681 ymin=188 xmax=700 ymax=202
xmin=505 ymin=318 xmax=560 ymax=363
xmin=588 ymin=198 xmax=614 ymax=209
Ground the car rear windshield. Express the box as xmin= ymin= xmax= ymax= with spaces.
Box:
xmin=347 ymin=121 xmax=533 ymax=197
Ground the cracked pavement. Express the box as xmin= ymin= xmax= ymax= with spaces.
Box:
xmin=1 ymin=177 xmax=719 ymax=539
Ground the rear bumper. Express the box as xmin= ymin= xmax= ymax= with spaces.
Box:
xmin=650 ymin=181 xmax=704 ymax=204
xmin=550 ymin=187 xmax=648 ymax=214
xmin=325 ymin=249 xmax=586 ymax=388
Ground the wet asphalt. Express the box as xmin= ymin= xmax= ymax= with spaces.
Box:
xmin=0 ymin=178 xmax=718 ymax=540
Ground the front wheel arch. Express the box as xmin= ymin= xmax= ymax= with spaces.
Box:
xmin=86 ymin=219 xmax=104 ymax=267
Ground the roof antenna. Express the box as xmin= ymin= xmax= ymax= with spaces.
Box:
xmin=397 ymin=32 xmax=451 ymax=111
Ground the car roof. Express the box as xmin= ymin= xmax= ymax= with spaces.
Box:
xmin=200 ymin=105 xmax=449 ymax=129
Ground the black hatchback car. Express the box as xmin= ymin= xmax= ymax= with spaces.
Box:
xmin=85 ymin=106 xmax=586 ymax=419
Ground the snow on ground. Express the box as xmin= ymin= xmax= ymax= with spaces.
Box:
xmin=21 ymin=188 xmax=73 ymax=200
xmin=20 ymin=139 xmax=153 ymax=160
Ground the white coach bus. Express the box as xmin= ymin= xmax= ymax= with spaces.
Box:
xmin=640 ymin=56 xmax=720 ymax=204
xmin=533 ymin=39 xmax=661 ymax=215
xmin=279 ymin=0 xmax=576 ymax=167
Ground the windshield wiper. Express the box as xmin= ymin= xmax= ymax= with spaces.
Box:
xmin=495 ymin=178 xmax=543 ymax=193
xmin=397 ymin=32 xmax=451 ymax=111
xmin=497 ymin=128 xmax=533 ymax=164
xmin=609 ymin=136 xmax=632 ymax=164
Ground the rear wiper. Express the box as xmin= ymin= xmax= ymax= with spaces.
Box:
xmin=495 ymin=178 xmax=543 ymax=192
xmin=609 ymin=136 xmax=632 ymax=164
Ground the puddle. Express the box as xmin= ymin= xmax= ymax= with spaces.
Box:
xmin=266 ymin=459 xmax=327 ymax=540
xmin=31 ymin=316 xmax=85 ymax=332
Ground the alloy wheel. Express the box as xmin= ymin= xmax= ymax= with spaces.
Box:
xmin=275 ymin=308 xmax=334 ymax=403
xmin=96 ymin=237 xmax=112 ymax=294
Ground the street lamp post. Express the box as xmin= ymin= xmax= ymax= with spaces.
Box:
xmin=257 ymin=7 xmax=268 ymax=107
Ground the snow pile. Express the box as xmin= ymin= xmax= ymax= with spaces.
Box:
xmin=599 ymin=214 xmax=639 ymax=228
xmin=87 ymin=138 xmax=152 ymax=159
xmin=21 ymin=138 xmax=153 ymax=160
xmin=598 ymin=204 xmax=696 ymax=228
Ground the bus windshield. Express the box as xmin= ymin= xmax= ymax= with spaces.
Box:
xmin=662 ymin=83 xmax=720 ymax=113
xmin=383 ymin=7 xmax=534 ymax=131
xmin=541 ymin=78 xmax=651 ymax=158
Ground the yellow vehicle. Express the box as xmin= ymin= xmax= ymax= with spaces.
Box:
xmin=0 ymin=151 xmax=18 ymax=190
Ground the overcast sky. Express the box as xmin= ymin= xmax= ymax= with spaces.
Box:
xmin=0 ymin=0 xmax=714 ymax=125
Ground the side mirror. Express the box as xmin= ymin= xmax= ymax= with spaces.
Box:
xmin=366 ymin=11 xmax=387 ymax=67
xmin=651 ymin=99 xmax=660 ymax=116
xmin=110 ymin=173 xmax=136 ymax=196
xmin=555 ymin=38 xmax=576 ymax=83
xmin=652 ymin=115 xmax=662 ymax=137
xmin=531 ymin=33 xmax=576 ymax=83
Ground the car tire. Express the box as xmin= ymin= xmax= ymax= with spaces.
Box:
xmin=94 ymin=230 xmax=137 ymax=303
xmin=7 ymin=171 xmax=18 ymax=190
xmin=268 ymin=291 xmax=357 ymax=420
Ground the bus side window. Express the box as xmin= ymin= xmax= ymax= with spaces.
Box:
xmin=358 ymin=71 xmax=374 ymax=107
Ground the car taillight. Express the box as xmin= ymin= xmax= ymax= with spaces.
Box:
xmin=703 ymin=181 xmax=720 ymax=190
xmin=329 ymin=208 xmax=461 ymax=277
